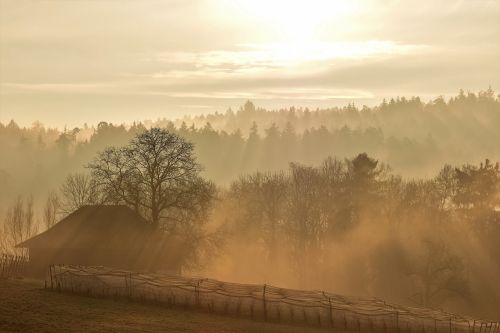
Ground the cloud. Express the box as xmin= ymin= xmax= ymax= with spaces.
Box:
xmin=1 ymin=82 xmax=120 ymax=94
xmin=0 ymin=0 xmax=498 ymax=127
xmin=139 ymin=88 xmax=375 ymax=101
xmin=143 ymin=41 xmax=427 ymax=77
xmin=3 ymin=39 xmax=497 ymax=103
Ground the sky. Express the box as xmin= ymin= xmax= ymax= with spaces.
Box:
xmin=1 ymin=0 xmax=499 ymax=128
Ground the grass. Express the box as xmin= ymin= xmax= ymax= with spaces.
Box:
xmin=0 ymin=278 xmax=327 ymax=333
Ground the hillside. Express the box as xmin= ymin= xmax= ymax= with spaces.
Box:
xmin=0 ymin=278 xmax=325 ymax=333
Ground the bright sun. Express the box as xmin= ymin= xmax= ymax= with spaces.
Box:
xmin=206 ymin=0 xmax=370 ymax=68
xmin=228 ymin=0 xmax=360 ymax=43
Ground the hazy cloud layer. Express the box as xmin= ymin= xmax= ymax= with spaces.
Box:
xmin=1 ymin=0 xmax=499 ymax=127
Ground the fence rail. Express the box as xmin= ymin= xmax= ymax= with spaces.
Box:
xmin=48 ymin=265 xmax=499 ymax=333
xmin=0 ymin=254 xmax=29 ymax=278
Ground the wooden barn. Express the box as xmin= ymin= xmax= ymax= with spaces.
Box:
xmin=16 ymin=205 xmax=183 ymax=276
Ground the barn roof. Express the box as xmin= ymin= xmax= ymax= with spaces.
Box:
xmin=16 ymin=205 xmax=156 ymax=249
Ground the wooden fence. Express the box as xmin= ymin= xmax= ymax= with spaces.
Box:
xmin=47 ymin=265 xmax=499 ymax=333
xmin=0 ymin=254 xmax=29 ymax=278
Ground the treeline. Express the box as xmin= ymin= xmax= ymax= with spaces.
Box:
xmin=1 ymin=89 xmax=499 ymax=209
xmin=172 ymin=88 xmax=500 ymax=138
xmin=217 ymin=154 xmax=500 ymax=318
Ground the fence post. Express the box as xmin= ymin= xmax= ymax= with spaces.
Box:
xmin=125 ymin=272 xmax=131 ymax=298
xmin=129 ymin=272 xmax=132 ymax=298
xmin=262 ymin=284 xmax=267 ymax=321
xmin=8 ymin=256 xmax=12 ymax=276
xmin=49 ymin=265 xmax=54 ymax=289
xmin=5 ymin=255 xmax=10 ymax=277
xmin=196 ymin=279 xmax=201 ymax=308
xmin=0 ymin=254 xmax=4 ymax=278
xmin=396 ymin=311 xmax=400 ymax=333
xmin=329 ymin=297 xmax=333 ymax=328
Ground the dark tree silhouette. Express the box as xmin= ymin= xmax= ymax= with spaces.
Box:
xmin=43 ymin=191 xmax=60 ymax=230
xmin=60 ymin=173 xmax=104 ymax=214
xmin=454 ymin=159 xmax=500 ymax=212
xmin=409 ymin=239 xmax=468 ymax=307
xmin=1 ymin=196 xmax=38 ymax=255
xmin=88 ymin=128 xmax=215 ymax=231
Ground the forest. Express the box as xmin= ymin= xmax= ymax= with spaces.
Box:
xmin=0 ymin=89 xmax=499 ymax=319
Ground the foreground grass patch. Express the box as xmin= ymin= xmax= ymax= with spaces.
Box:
xmin=0 ymin=279 xmax=326 ymax=333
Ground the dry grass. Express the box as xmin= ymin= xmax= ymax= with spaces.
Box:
xmin=0 ymin=278 xmax=327 ymax=333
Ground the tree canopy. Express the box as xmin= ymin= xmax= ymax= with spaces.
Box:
xmin=88 ymin=128 xmax=216 ymax=231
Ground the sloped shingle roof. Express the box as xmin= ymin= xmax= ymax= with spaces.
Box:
xmin=16 ymin=205 xmax=154 ymax=249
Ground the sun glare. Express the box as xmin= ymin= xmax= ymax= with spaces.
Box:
xmin=216 ymin=0 xmax=360 ymax=43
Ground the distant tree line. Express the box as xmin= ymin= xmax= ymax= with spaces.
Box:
xmin=0 ymin=89 xmax=498 ymax=200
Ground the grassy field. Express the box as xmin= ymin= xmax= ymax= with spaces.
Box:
xmin=0 ymin=278 xmax=327 ymax=333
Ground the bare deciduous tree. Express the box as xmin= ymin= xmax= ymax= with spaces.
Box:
xmin=43 ymin=191 xmax=60 ymax=229
xmin=230 ymin=172 xmax=288 ymax=267
xmin=285 ymin=163 xmax=328 ymax=288
xmin=88 ymin=128 xmax=217 ymax=269
xmin=60 ymin=173 xmax=104 ymax=214
xmin=88 ymin=128 xmax=215 ymax=229
xmin=2 ymin=196 xmax=38 ymax=255
xmin=409 ymin=239 xmax=468 ymax=307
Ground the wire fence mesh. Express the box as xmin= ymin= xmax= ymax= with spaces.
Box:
xmin=0 ymin=254 xmax=29 ymax=278
xmin=47 ymin=264 xmax=499 ymax=332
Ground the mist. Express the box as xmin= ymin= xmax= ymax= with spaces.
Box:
xmin=1 ymin=0 xmax=499 ymax=329
xmin=1 ymin=92 xmax=499 ymax=320
xmin=203 ymin=155 xmax=500 ymax=319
